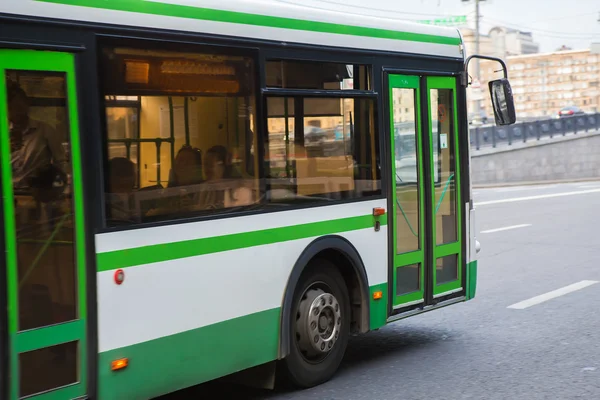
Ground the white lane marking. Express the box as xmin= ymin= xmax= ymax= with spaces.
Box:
xmin=475 ymin=188 xmax=600 ymax=206
xmin=481 ymin=224 xmax=531 ymax=234
xmin=507 ymin=280 xmax=599 ymax=310
xmin=495 ymin=185 xmax=556 ymax=193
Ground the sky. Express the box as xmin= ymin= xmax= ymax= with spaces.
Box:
xmin=273 ymin=0 xmax=600 ymax=52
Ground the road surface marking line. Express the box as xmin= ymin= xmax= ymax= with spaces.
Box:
xmin=507 ymin=280 xmax=599 ymax=310
xmin=475 ymin=188 xmax=600 ymax=206
xmin=481 ymin=224 xmax=531 ymax=234
xmin=496 ymin=185 xmax=556 ymax=193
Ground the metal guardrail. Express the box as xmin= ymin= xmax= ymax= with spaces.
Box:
xmin=470 ymin=113 xmax=600 ymax=150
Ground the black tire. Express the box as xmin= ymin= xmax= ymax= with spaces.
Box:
xmin=280 ymin=259 xmax=350 ymax=388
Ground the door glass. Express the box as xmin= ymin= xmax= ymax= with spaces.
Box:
xmin=392 ymin=88 xmax=420 ymax=254
xmin=6 ymin=71 xmax=76 ymax=332
xmin=436 ymin=254 xmax=458 ymax=285
xmin=430 ymin=88 xmax=457 ymax=245
xmin=396 ymin=263 xmax=420 ymax=295
xmin=19 ymin=341 xmax=78 ymax=397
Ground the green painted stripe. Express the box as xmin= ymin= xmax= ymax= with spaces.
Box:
xmin=467 ymin=260 xmax=477 ymax=300
xmin=24 ymin=384 xmax=83 ymax=400
xmin=15 ymin=320 xmax=84 ymax=353
xmin=98 ymin=307 xmax=281 ymax=400
xmin=37 ymin=0 xmax=461 ymax=46
xmin=97 ymin=214 xmax=385 ymax=271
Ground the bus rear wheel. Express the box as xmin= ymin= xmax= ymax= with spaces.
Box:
xmin=281 ymin=260 xmax=350 ymax=388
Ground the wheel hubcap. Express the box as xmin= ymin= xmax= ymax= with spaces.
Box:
xmin=296 ymin=288 xmax=342 ymax=360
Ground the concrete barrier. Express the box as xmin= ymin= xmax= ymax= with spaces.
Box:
xmin=471 ymin=129 xmax=600 ymax=186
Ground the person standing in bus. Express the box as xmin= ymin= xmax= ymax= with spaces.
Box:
xmin=7 ymin=79 xmax=69 ymax=234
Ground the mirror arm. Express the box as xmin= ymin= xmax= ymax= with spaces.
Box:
xmin=461 ymin=55 xmax=508 ymax=87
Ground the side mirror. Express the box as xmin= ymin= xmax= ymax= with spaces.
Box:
xmin=488 ymin=78 xmax=516 ymax=126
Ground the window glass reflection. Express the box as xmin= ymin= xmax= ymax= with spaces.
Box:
xmin=430 ymin=89 xmax=457 ymax=245
xmin=436 ymin=255 xmax=458 ymax=285
xmin=19 ymin=341 xmax=78 ymax=397
xmin=101 ymin=47 xmax=259 ymax=225
xmin=396 ymin=264 xmax=420 ymax=295
xmin=266 ymin=97 xmax=380 ymax=202
xmin=5 ymin=71 xmax=77 ymax=331
xmin=392 ymin=88 xmax=420 ymax=254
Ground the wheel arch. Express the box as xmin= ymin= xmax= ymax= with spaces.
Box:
xmin=279 ymin=235 xmax=370 ymax=359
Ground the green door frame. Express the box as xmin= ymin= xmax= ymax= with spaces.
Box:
xmin=0 ymin=50 xmax=88 ymax=400
xmin=388 ymin=74 xmax=426 ymax=308
xmin=388 ymin=74 xmax=464 ymax=309
xmin=426 ymin=76 xmax=463 ymax=297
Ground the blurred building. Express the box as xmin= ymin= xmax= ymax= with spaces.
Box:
xmin=462 ymin=26 xmax=540 ymax=59
xmin=479 ymin=48 xmax=600 ymax=119
xmin=462 ymin=26 xmax=540 ymax=118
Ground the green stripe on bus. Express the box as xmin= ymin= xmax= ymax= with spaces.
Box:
xmin=98 ymin=307 xmax=281 ymax=400
xmin=97 ymin=214 xmax=385 ymax=271
xmin=467 ymin=260 xmax=477 ymax=300
xmin=369 ymin=282 xmax=388 ymax=330
xmin=15 ymin=320 xmax=85 ymax=353
xmin=37 ymin=0 xmax=461 ymax=46
xmin=22 ymin=384 xmax=85 ymax=400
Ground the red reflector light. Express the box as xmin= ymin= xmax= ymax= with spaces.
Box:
xmin=114 ymin=269 xmax=125 ymax=285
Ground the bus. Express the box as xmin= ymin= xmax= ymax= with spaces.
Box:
xmin=0 ymin=1 xmax=515 ymax=399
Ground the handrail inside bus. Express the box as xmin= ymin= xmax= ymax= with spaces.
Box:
xmin=394 ymin=172 xmax=419 ymax=238
xmin=395 ymin=198 xmax=418 ymax=238
xmin=435 ymin=173 xmax=455 ymax=214
xmin=18 ymin=213 xmax=71 ymax=289
xmin=394 ymin=172 xmax=454 ymax=239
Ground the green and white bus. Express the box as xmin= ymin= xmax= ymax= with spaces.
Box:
xmin=0 ymin=1 xmax=515 ymax=399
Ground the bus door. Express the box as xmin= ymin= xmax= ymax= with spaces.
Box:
xmin=388 ymin=74 xmax=463 ymax=311
xmin=0 ymin=50 xmax=88 ymax=400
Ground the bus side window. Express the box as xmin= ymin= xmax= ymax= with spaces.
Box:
xmin=100 ymin=47 xmax=259 ymax=226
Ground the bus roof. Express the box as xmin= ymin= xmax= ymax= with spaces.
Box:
xmin=2 ymin=0 xmax=464 ymax=59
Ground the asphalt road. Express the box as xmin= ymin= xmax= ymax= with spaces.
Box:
xmin=161 ymin=181 xmax=600 ymax=399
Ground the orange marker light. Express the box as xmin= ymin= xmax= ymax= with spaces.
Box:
xmin=373 ymin=291 xmax=383 ymax=300
xmin=373 ymin=207 xmax=386 ymax=217
xmin=111 ymin=358 xmax=129 ymax=371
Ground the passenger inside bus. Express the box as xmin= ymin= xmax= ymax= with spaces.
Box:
xmin=143 ymin=144 xmax=254 ymax=217
xmin=106 ymin=156 xmax=137 ymax=222
xmin=193 ymin=145 xmax=254 ymax=210
xmin=168 ymin=145 xmax=203 ymax=188
xmin=8 ymin=79 xmax=69 ymax=196
xmin=108 ymin=157 xmax=136 ymax=193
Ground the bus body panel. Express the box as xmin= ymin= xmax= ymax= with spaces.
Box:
xmin=95 ymin=200 xmax=387 ymax=399
xmin=1 ymin=0 xmax=462 ymax=59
